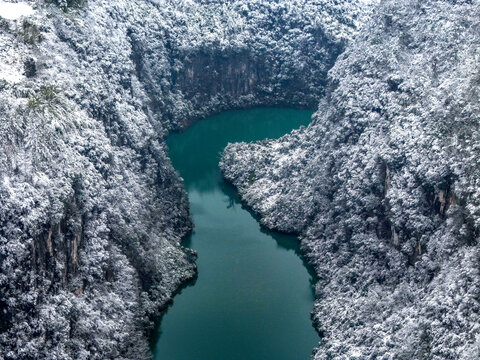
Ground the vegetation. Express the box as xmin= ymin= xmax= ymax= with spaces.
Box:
xmin=221 ymin=1 xmax=480 ymax=358
xmin=3 ymin=0 xmax=478 ymax=359
xmin=22 ymin=20 xmax=43 ymax=45
xmin=46 ymin=0 xmax=88 ymax=11
xmin=248 ymin=170 xmax=256 ymax=185
xmin=27 ymin=85 xmax=61 ymax=110
xmin=0 ymin=0 xmax=371 ymax=359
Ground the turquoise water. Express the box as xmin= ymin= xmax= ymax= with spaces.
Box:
xmin=152 ymin=108 xmax=318 ymax=360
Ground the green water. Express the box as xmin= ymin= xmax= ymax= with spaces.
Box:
xmin=152 ymin=108 xmax=318 ymax=360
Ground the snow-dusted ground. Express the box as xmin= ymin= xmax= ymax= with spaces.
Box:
xmin=0 ymin=32 xmax=25 ymax=82
xmin=0 ymin=2 xmax=36 ymax=82
xmin=221 ymin=0 xmax=480 ymax=358
xmin=0 ymin=2 xmax=34 ymax=20
xmin=6 ymin=0 xmax=478 ymax=358
xmin=0 ymin=1 xmax=375 ymax=359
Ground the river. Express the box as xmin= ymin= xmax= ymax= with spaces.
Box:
xmin=152 ymin=107 xmax=318 ymax=360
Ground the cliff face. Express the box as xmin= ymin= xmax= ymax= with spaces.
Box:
xmin=221 ymin=0 xmax=480 ymax=358
xmin=0 ymin=0 xmax=374 ymax=359
xmin=127 ymin=0 xmax=353 ymax=131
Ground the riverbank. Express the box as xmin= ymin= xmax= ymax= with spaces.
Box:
xmin=151 ymin=108 xmax=317 ymax=360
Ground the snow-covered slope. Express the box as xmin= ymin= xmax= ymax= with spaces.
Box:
xmin=0 ymin=0 xmax=375 ymax=358
xmin=221 ymin=0 xmax=480 ymax=358
xmin=0 ymin=2 xmax=34 ymax=20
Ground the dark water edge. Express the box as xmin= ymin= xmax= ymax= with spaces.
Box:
xmin=151 ymin=107 xmax=318 ymax=360
xmin=219 ymin=179 xmax=319 ymax=292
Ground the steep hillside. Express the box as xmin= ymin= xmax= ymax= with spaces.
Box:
xmin=0 ymin=0 xmax=374 ymax=358
xmin=221 ymin=0 xmax=480 ymax=358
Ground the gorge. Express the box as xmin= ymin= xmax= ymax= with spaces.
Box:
xmin=152 ymin=107 xmax=316 ymax=360
xmin=1 ymin=0 xmax=479 ymax=359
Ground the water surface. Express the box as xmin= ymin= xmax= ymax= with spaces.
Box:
xmin=152 ymin=107 xmax=318 ymax=360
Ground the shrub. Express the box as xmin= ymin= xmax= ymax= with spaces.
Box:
xmin=22 ymin=20 xmax=43 ymax=45
xmin=46 ymin=0 xmax=88 ymax=11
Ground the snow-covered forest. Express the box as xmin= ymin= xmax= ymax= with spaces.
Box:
xmin=1 ymin=0 xmax=478 ymax=359
xmin=221 ymin=0 xmax=480 ymax=358
xmin=0 ymin=0 xmax=374 ymax=359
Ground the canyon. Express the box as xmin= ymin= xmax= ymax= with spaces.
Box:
xmin=1 ymin=0 xmax=479 ymax=359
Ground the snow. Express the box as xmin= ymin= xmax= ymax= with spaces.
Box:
xmin=0 ymin=31 xmax=25 ymax=83
xmin=0 ymin=2 xmax=34 ymax=20
xmin=0 ymin=62 xmax=23 ymax=82
xmin=10 ymin=0 xmax=470 ymax=359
